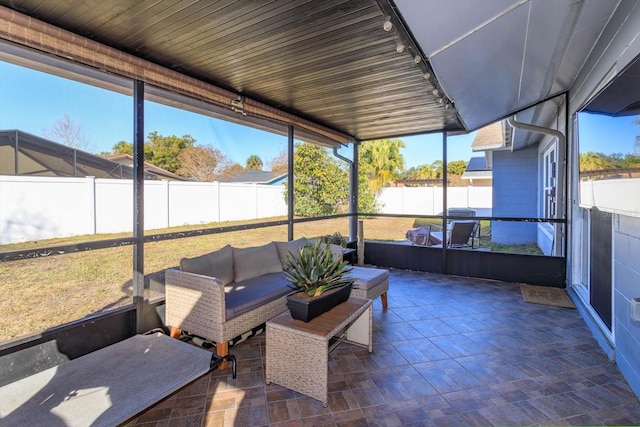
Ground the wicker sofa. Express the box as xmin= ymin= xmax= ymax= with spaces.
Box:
xmin=165 ymin=238 xmax=388 ymax=360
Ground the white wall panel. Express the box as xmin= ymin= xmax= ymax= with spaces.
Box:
xmin=168 ymin=181 xmax=220 ymax=226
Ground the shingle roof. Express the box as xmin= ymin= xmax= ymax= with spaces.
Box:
xmin=461 ymin=156 xmax=492 ymax=180
xmin=471 ymin=122 xmax=506 ymax=151
xmin=106 ymin=154 xmax=188 ymax=181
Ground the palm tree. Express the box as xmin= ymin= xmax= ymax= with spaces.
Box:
xmin=246 ymin=154 xmax=263 ymax=171
xmin=359 ymin=139 xmax=405 ymax=194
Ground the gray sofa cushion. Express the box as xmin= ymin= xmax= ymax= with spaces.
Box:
xmin=346 ymin=266 xmax=389 ymax=290
xmin=224 ymin=272 xmax=294 ymax=320
xmin=233 ymin=242 xmax=283 ymax=282
xmin=275 ymin=237 xmax=309 ymax=269
xmin=179 ymin=244 xmax=234 ymax=285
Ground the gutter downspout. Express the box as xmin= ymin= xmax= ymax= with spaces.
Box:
xmin=506 ymin=116 xmax=565 ymax=257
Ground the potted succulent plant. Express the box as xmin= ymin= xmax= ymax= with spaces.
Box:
xmin=284 ymin=240 xmax=354 ymax=322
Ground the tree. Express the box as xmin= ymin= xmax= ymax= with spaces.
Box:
xmin=359 ymin=139 xmax=405 ymax=194
xmin=287 ymin=142 xmax=349 ymax=216
xmin=268 ymin=150 xmax=288 ymax=173
xmin=447 ymin=160 xmax=468 ymax=175
xmin=579 ymin=151 xmax=640 ymax=171
xmin=403 ymin=164 xmax=436 ymax=180
xmin=357 ymin=161 xmax=379 ymax=213
xmin=43 ymin=113 xmax=91 ymax=150
xmin=246 ymin=154 xmax=263 ymax=171
xmin=176 ymin=145 xmax=231 ymax=181
xmin=145 ymin=132 xmax=196 ymax=173
xmin=112 ymin=141 xmax=134 ymax=155
xmin=579 ymin=151 xmax=615 ymax=171
xmin=218 ymin=162 xmax=245 ymax=179
xmin=621 ymin=153 xmax=640 ymax=169
xmin=431 ymin=160 xmax=443 ymax=179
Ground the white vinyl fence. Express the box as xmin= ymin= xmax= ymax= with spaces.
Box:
xmin=0 ymin=176 xmax=493 ymax=245
xmin=377 ymin=186 xmax=492 ymax=216
xmin=0 ymin=176 xmax=288 ymax=245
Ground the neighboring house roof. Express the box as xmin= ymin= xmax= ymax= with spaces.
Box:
xmin=471 ymin=121 xmax=513 ymax=152
xmin=461 ymin=156 xmax=493 ymax=180
xmin=219 ymin=170 xmax=286 ymax=184
xmin=0 ymin=129 xmax=159 ymax=179
xmin=106 ymin=154 xmax=188 ymax=181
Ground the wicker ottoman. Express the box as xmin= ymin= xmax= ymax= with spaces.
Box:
xmin=265 ymin=297 xmax=372 ymax=406
xmin=347 ymin=266 xmax=389 ymax=309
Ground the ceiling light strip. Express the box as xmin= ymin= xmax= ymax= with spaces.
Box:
xmin=0 ymin=6 xmax=351 ymax=144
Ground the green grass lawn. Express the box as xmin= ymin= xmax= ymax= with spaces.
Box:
xmin=0 ymin=215 xmax=543 ymax=342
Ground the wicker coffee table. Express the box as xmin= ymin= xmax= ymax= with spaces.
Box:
xmin=265 ymin=297 xmax=373 ymax=406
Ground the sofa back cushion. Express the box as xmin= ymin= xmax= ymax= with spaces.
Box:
xmin=179 ymin=244 xmax=234 ymax=285
xmin=233 ymin=242 xmax=283 ymax=282
xmin=275 ymin=237 xmax=309 ymax=269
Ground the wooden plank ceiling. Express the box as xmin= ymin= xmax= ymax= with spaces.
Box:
xmin=0 ymin=0 xmax=463 ymax=141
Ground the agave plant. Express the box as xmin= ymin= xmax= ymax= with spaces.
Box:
xmin=284 ymin=240 xmax=354 ymax=297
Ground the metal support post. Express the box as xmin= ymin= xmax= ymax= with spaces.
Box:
xmin=133 ymin=80 xmax=145 ymax=333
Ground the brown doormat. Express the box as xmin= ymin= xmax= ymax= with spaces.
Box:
xmin=520 ymin=284 xmax=576 ymax=309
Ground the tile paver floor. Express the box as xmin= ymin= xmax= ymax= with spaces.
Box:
xmin=127 ymin=270 xmax=640 ymax=426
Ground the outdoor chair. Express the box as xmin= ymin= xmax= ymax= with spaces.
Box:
xmin=447 ymin=208 xmax=481 ymax=248
xmin=406 ymin=226 xmax=442 ymax=246
xmin=428 ymin=220 xmax=477 ymax=248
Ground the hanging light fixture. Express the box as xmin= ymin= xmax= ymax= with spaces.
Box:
xmin=383 ymin=16 xmax=393 ymax=31
xmin=396 ymin=42 xmax=405 ymax=53
xmin=414 ymin=55 xmax=421 ymax=64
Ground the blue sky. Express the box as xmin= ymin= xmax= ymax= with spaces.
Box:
xmin=577 ymin=112 xmax=639 ymax=155
xmin=24 ymin=59 xmax=640 ymax=169
xmin=0 ymin=60 xmax=479 ymax=169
